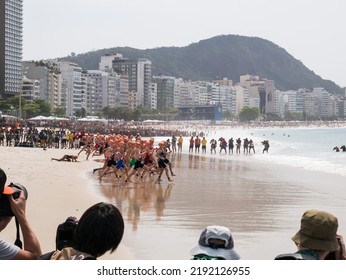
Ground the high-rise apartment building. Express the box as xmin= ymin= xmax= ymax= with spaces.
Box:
xmin=0 ymin=0 xmax=23 ymax=98
xmin=152 ymin=76 xmax=175 ymax=111
xmin=112 ymin=57 xmax=151 ymax=108
xmin=57 ymin=61 xmax=84 ymax=117
xmin=85 ymin=70 xmax=118 ymax=115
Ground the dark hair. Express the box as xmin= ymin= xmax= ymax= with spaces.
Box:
xmin=0 ymin=168 xmax=7 ymax=194
xmin=73 ymin=202 xmax=124 ymax=258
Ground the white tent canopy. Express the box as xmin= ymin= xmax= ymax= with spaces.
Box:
xmin=76 ymin=117 xmax=108 ymax=124
xmin=142 ymin=119 xmax=166 ymax=123
xmin=29 ymin=115 xmax=69 ymax=121
xmin=28 ymin=115 xmax=47 ymax=121
xmin=46 ymin=116 xmax=69 ymax=121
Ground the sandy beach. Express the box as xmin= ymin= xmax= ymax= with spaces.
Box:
xmin=0 ymin=146 xmax=133 ymax=259
xmin=1 ymin=140 xmax=346 ymax=260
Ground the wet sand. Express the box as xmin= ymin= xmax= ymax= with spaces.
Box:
xmin=1 ymin=145 xmax=346 ymax=260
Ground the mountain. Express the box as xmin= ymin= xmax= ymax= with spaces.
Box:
xmin=62 ymin=35 xmax=343 ymax=94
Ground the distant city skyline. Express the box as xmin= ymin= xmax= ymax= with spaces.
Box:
xmin=23 ymin=0 xmax=346 ymax=88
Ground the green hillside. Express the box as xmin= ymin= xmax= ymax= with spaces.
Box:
xmin=63 ymin=34 xmax=343 ymax=94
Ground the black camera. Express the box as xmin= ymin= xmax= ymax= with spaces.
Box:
xmin=0 ymin=183 xmax=28 ymax=217
xmin=55 ymin=216 xmax=78 ymax=250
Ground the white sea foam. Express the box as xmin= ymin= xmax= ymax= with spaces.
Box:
xmin=160 ymin=126 xmax=346 ymax=177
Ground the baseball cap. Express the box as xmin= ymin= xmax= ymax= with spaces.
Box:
xmin=0 ymin=168 xmax=14 ymax=195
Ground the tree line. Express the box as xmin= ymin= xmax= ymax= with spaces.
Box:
xmin=1 ymin=97 xmax=339 ymax=122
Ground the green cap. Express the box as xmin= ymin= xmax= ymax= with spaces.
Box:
xmin=292 ymin=209 xmax=339 ymax=252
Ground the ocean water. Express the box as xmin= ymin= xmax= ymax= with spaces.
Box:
xmin=173 ymin=126 xmax=346 ymax=177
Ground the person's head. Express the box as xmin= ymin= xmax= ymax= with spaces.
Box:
xmin=73 ymin=202 xmax=124 ymax=258
xmin=292 ymin=209 xmax=339 ymax=252
xmin=0 ymin=168 xmax=14 ymax=196
xmin=190 ymin=225 xmax=240 ymax=260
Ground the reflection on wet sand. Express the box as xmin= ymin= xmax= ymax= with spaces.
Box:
xmin=99 ymin=176 xmax=173 ymax=230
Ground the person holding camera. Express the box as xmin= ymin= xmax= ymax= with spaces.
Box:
xmin=40 ymin=202 xmax=124 ymax=260
xmin=275 ymin=209 xmax=346 ymax=260
xmin=0 ymin=168 xmax=42 ymax=260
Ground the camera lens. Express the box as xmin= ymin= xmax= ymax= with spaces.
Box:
xmin=10 ymin=183 xmax=28 ymax=200
xmin=0 ymin=183 xmax=28 ymax=217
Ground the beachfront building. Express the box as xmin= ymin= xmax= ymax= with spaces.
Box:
xmin=128 ymin=91 xmax=139 ymax=111
xmin=213 ymin=77 xmax=233 ymax=87
xmin=239 ymin=75 xmax=275 ymax=114
xmin=233 ymin=85 xmax=250 ymax=116
xmin=84 ymin=70 xmax=117 ymax=115
xmin=0 ymin=0 xmax=23 ymax=99
xmin=338 ymin=99 xmax=346 ymax=118
xmin=57 ymin=61 xmax=84 ymax=117
xmin=209 ymin=82 xmax=234 ymax=112
xmin=275 ymin=90 xmax=286 ymax=118
xmin=99 ymin=53 xmax=123 ymax=72
xmin=240 ymin=75 xmax=261 ymax=112
xmin=191 ymin=81 xmax=211 ymax=105
xmin=303 ymin=92 xmax=320 ymax=118
xmin=23 ymin=61 xmax=49 ymax=101
xmin=83 ymin=74 xmax=96 ymax=115
xmin=153 ymin=75 xmax=175 ymax=111
xmin=99 ymin=54 xmax=131 ymax=109
xmin=22 ymin=61 xmax=62 ymax=110
xmin=47 ymin=71 xmax=61 ymax=109
xmin=175 ymin=79 xmax=192 ymax=107
xmin=117 ymin=75 xmax=129 ymax=108
xmin=212 ymin=78 xmax=234 ymax=112
xmin=264 ymin=79 xmax=276 ymax=114
xmin=248 ymin=85 xmax=260 ymax=109
xmin=313 ymin=87 xmax=335 ymax=118
xmin=272 ymin=88 xmax=339 ymax=119
xmin=285 ymin=91 xmax=301 ymax=113
xmin=148 ymin=82 xmax=157 ymax=109
xmin=21 ymin=76 xmax=39 ymax=102
xmin=112 ymin=57 xmax=152 ymax=108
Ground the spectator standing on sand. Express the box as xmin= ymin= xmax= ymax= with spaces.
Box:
xmin=178 ymin=136 xmax=183 ymax=153
xmin=171 ymin=135 xmax=177 ymax=153
xmin=189 ymin=137 xmax=194 ymax=153
xmin=201 ymin=136 xmax=207 ymax=154
xmin=228 ymin=138 xmax=234 ymax=154
xmin=210 ymin=139 xmax=217 ymax=154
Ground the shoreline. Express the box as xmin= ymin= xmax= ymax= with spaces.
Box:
xmin=1 ymin=132 xmax=346 ymax=259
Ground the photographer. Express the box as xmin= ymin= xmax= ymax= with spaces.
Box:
xmin=40 ymin=202 xmax=124 ymax=260
xmin=0 ymin=168 xmax=42 ymax=259
xmin=275 ymin=209 xmax=346 ymax=260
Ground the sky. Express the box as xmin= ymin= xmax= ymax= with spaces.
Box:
xmin=23 ymin=0 xmax=346 ymax=88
